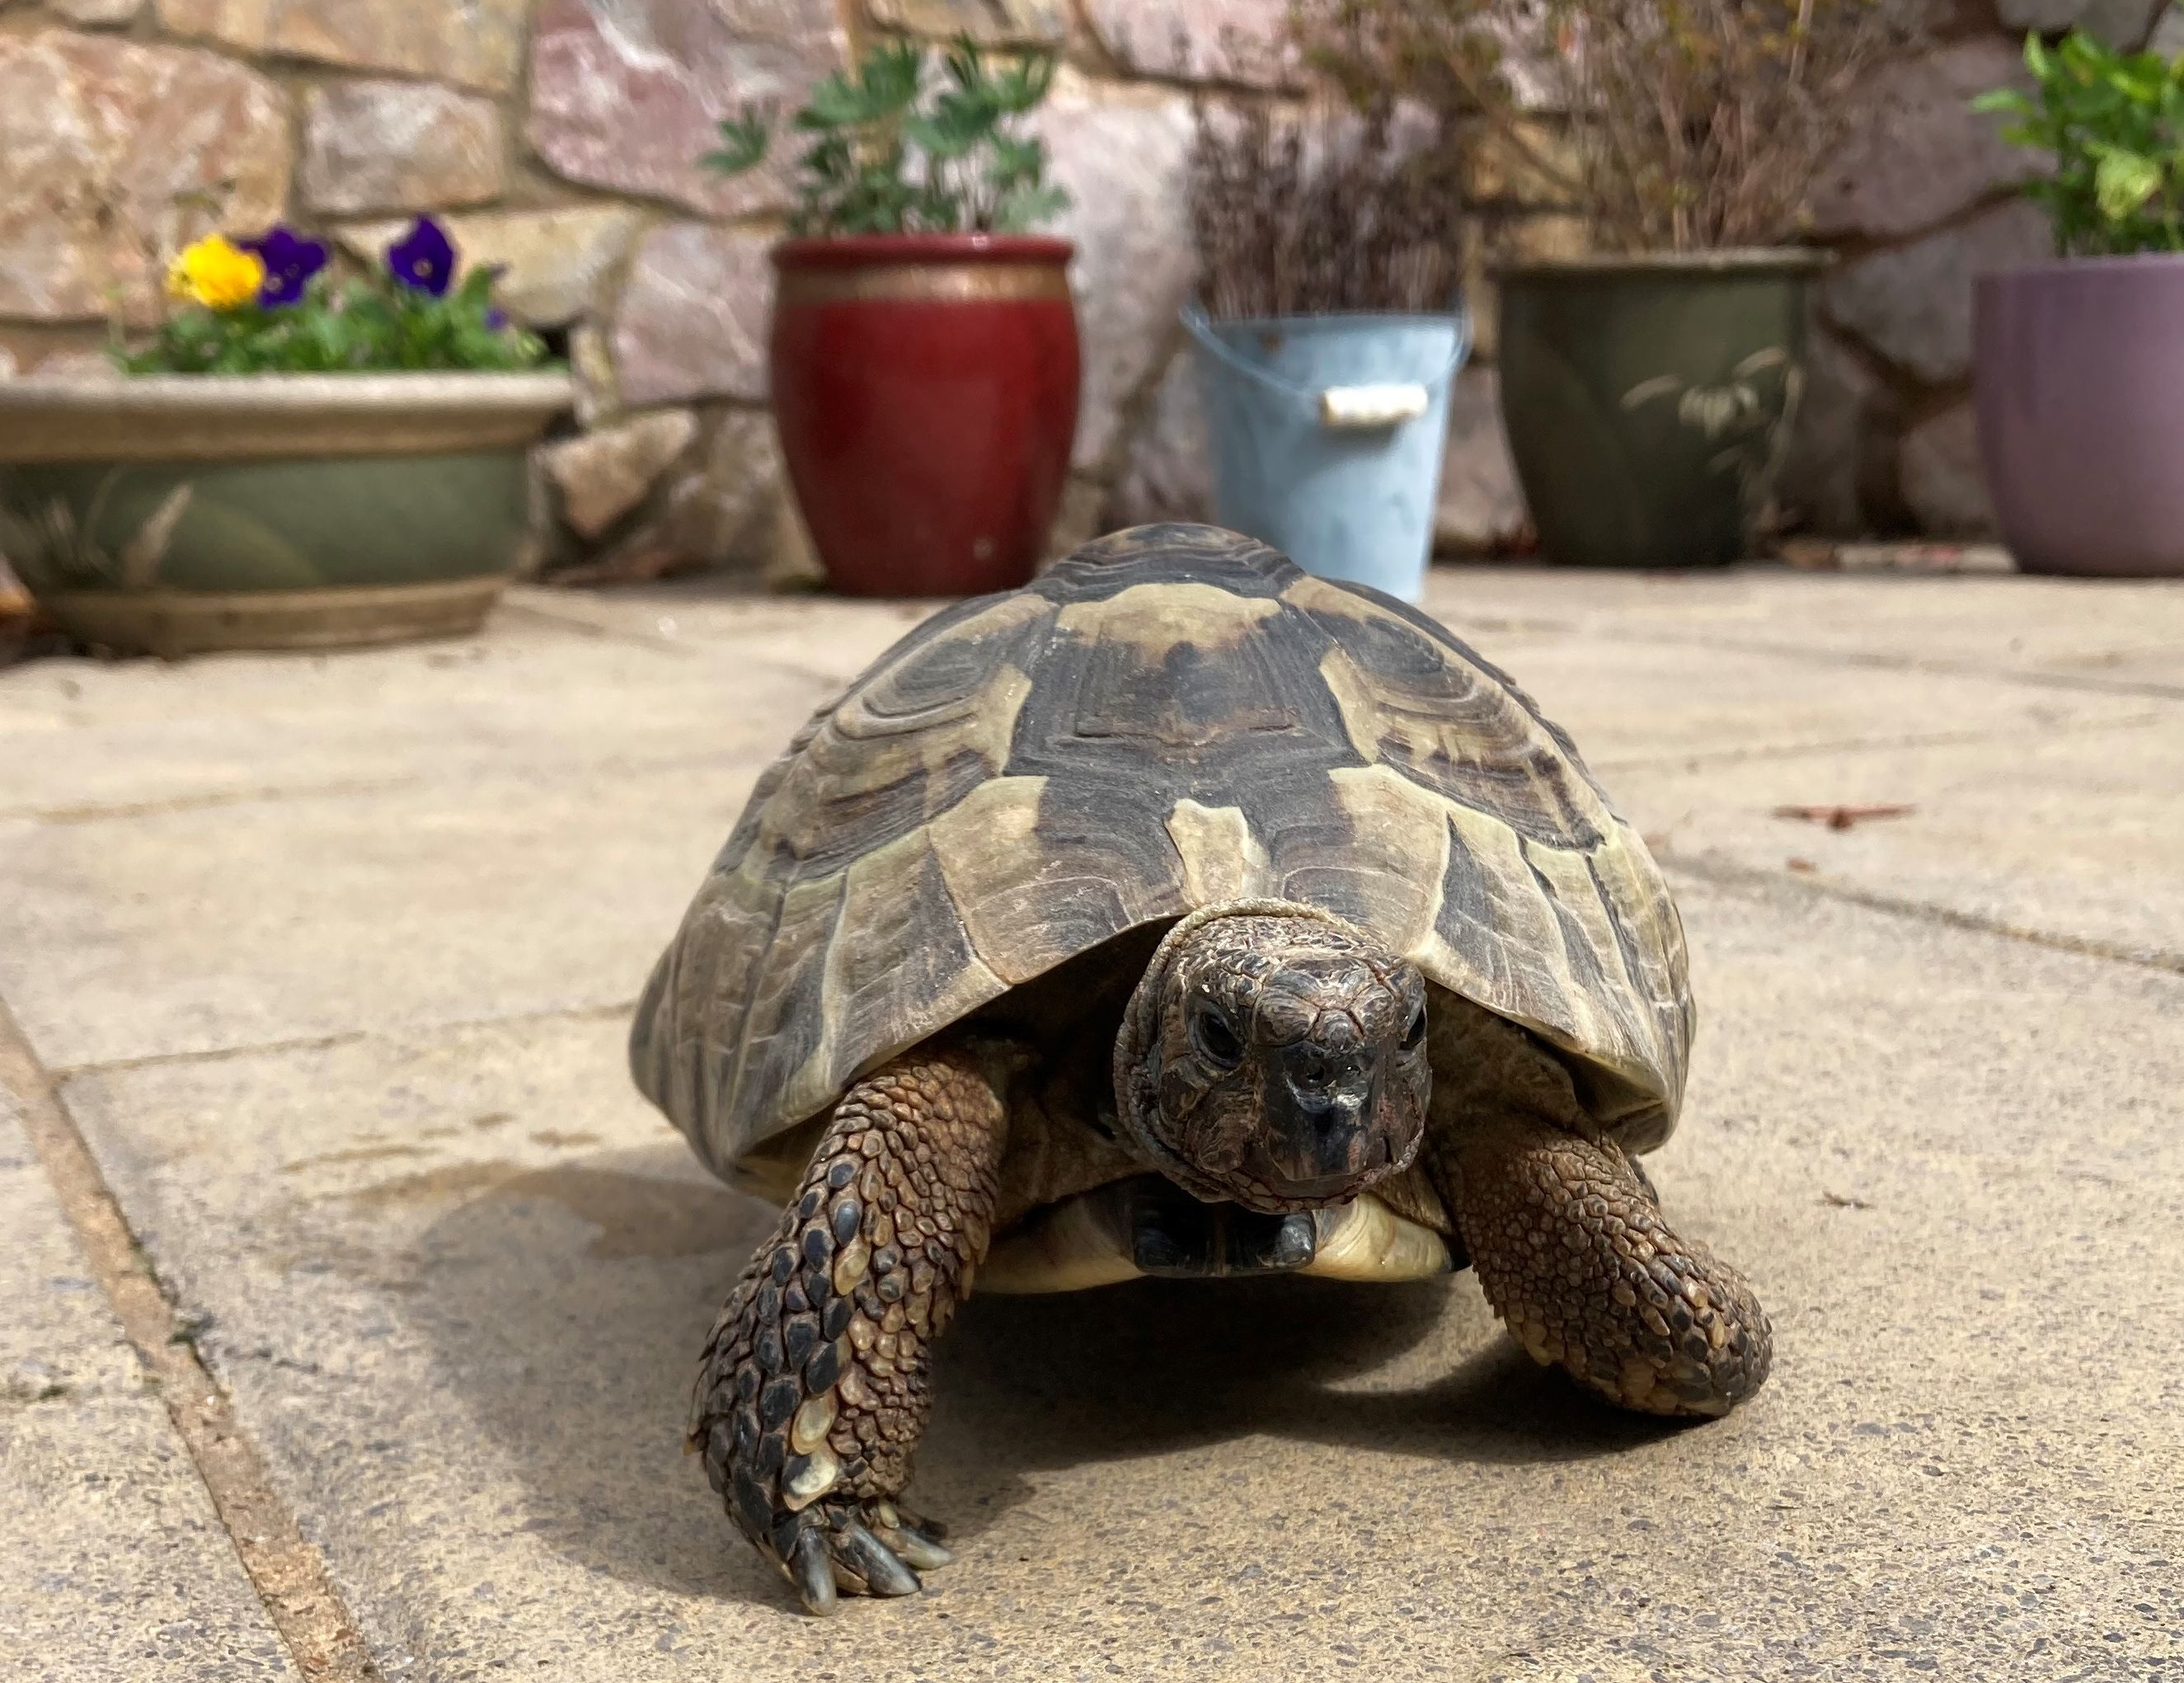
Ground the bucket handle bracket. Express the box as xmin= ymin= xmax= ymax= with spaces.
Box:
xmin=1318 ymin=383 xmax=1431 ymax=430
xmin=1180 ymin=302 xmax=1472 ymax=425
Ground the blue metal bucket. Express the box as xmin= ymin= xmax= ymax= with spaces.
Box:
xmin=1184 ymin=304 xmax=1469 ymax=602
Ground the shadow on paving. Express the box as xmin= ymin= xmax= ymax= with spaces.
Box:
xmin=404 ymin=1147 xmax=1685 ymax=1615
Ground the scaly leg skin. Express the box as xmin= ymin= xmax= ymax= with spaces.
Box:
xmin=1436 ymin=1107 xmax=1772 ymax=1417
xmin=689 ymin=1037 xmax=1011 ymax=1613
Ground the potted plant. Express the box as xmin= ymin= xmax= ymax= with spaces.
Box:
xmin=0 ymin=218 xmax=569 ymax=657
xmin=1423 ymin=0 xmax=1915 ymax=568
xmin=1971 ymin=25 xmax=2184 ymax=577
xmin=1182 ymin=95 xmax=1468 ymax=602
xmin=704 ymin=37 xmax=1077 ymax=599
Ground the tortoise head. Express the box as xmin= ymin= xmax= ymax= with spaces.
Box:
xmin=1112 ymin=902 xmax=1430 ymax=1214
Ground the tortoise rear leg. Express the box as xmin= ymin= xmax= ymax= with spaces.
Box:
xmin=690 ymin=1035 xmax=1012 ymax=1613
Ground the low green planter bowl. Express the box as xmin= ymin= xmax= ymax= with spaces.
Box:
xmin=1497 ymin=251 xmax=1827 ymax=569
xmin=0 ymin=371 xmax=571 ymax=656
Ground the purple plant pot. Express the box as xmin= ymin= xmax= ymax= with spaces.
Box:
xmin=1974 ymin=255 xmax=2184 ymax=577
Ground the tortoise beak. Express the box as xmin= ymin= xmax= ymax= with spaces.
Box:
xmin=1248 ymin=1043 xmax=1407 ymax=1201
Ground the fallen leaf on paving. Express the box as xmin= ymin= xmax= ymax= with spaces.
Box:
xmin=1773 ymin=802 xmax=1916 ymax=830
xmin=1786 ymin=857 xmax=1818 ymax=874
xmin=1822 ymin=1191 xmax=1873 ymax=1210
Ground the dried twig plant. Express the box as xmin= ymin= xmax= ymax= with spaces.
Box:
xmin=1187 ymin=94 xmax=1466 ymax=320
xmin=1294 ymin=0 xmax=1925 ymax=253
xmin=1540 ymin=0 xmax=1922 ymax=251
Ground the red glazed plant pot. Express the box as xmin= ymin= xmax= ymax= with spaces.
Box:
xmin=769 ymin=235 xmax=1080 ymax=598
xmin=1975 ymin=255 xmax=2184 ymax=577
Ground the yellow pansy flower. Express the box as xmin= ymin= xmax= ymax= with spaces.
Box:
xmin=166 ymin=235 xmax=266 ymax=312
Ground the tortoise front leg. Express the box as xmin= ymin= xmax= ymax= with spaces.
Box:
xmin=1425 ymin=1010 xmax=1771 ymax=1418
xmin=690 ymin=1036 xmax=1012 ymax=1613
xmin=1434 ymin=1111 xmax=1772 ymax=1417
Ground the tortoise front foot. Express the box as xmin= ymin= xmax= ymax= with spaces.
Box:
xmin=695 ymin=1314 xmax=952 ymax=1615
xmin=1440 ymin=1110 xmax=1772 ymax=1418
xmin=689 ymin=1038 xmax=1009 ymax=1613
xmin=756 ymin=1494 xmax=954 ymax=1615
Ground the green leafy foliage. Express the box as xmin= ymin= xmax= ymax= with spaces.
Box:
xmin=1974 ymin=20 xmax=2184 ymax=256
xmin=702 ymin=36 xmax=1068 ymax=237
xmin=121 ymin=267 xmax=547 ymax=376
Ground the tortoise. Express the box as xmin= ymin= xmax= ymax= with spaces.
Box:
xmin=632 ymin=523 xmax=1770 ymax=1614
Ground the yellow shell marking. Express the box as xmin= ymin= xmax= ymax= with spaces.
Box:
xmin=1164 ymin=799 xmax=1275 ymax=905
xmin=1054 ymin=581 xmax=1281 ymax=659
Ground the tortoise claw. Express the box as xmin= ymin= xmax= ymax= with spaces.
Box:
xmin=877 ymin=1524 xmax=952 ymax=1570
xmin=835 ymin=1521 xmax=923 ymax=1597
xmin=764 ymin=1499 xmax=951 ymax=1614
xmin=788 ymin=1526 xmax=838 ymax=1616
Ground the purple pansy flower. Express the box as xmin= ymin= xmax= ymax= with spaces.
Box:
xmin=387 ymin=216 xmax=457 ymax=298
xmin=241 ymin=226 xmax=328 ymax=308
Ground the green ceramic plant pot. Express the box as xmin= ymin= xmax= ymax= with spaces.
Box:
xmin=1496 ymin=251 xmax=1827 ymax=568
xmin=0 ymin=372 xmax=571 ymax=656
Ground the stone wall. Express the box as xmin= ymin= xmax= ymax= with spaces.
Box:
xmin=1781 ymin=0 xmax=2181 ymax=538
xmin=1 ymin=0 xmax=2172 ymax=576
xmin=1108 ymin=0 xmax=2182 ymax=551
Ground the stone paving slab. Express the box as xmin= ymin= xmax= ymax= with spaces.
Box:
xmin=1421 ymin=566 xmax=2184 ymax=968
xmin=51 ymin=874 xmax=2184 ymax=1680
xmin=1448 ymin=636 xmax=2153 ymax=775
xmin=500 ymin=588 xmax=935 ymax=681
xmin=1423 ymin=566 xmax=2184 ymax=694
xmin=1618 ymin=718 xmax=2184 ymax=967
xmin=0 ymin=1102 xmax=296 ymax=1681
xmin=0 ymin=609 xmax=840 ymax=820
xmin=21 ymin=575 xmax=2140 ymax=822
xmin=8 ymin=576 xmax=2163 ymax=1076
xmin=0 ymin=758 xmax=766 ymax=1073
xmin=6 ymin=563 xmax=2182 ymax=1681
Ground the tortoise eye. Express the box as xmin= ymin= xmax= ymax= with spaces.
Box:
xmin=1401 ymin=1005 xmax=1426 ymax=1052
xmin=1192 ymin=1005 xmax=1244 ymax=1069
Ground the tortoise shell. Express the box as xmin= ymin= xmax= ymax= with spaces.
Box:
xmin=632 ymin=524 xmax=1693 ymax=1187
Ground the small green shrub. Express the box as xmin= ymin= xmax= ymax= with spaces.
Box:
xmin=703 ymin=37 xmax=1068 ymax=237
xmin=1975 ymin=22 xmax=2184 ymax=256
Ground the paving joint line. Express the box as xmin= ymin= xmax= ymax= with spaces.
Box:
xmin=1662 ymin=851 xmax=2184 ymax=978
xmin=491 ymin=596 xmax=710 ymax=656
xmin=46 ymin=1028 xmax=373 ymax=1081
xmin=1590 ymin=708 xmax=2164 ymax=775
xmin=1588 ymin=624 xmax=2184 ymax=703
xmin=8 ymin=742 xmax=794 ymax=829
xmin=0 ymin=999 xmax=383 ymax=1683
xmin=497 ymin=595 xmax=892 ymax=692
xmin=8 ymin=776 xmax=417 ymax=826
xmin=47 ymin=998 xmax=641 ymax=1082
xmin=462 ymin=585 xmax=2184 ymax=704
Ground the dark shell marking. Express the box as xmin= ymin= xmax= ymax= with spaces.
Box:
xmin=633 ymin=523 xmax=1693 ymax=1182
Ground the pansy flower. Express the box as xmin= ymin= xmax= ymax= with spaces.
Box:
xmin=387 ymin=216 xmax=458 ymax=298
xmin=240 ymin=226 xmax=328 ymax=308
xmin=166 ymin=235 xmax=265 ymax=312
